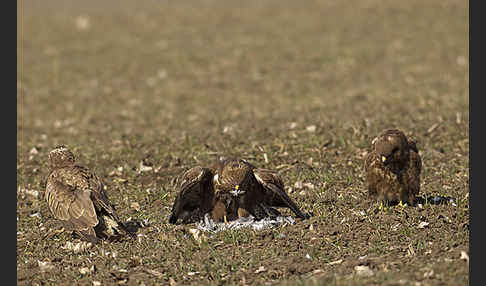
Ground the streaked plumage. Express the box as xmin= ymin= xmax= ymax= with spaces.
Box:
xmin=45 ymin=146 xmax=133 ymax=243
xmin=169 ymin=157 xmax=310 ymax=224
xmin=364 ymin=129 xmax=422 ymax=205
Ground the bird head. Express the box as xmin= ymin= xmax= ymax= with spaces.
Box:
xmin=48 ymin=145 xmax=76 ymax=170
xmin=374 ymin=130 xmax=409 ymax=170
xmin=377 ymin=140 xmax=401 ymax=165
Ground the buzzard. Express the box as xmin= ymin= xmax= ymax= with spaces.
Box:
xmin=364 ymin=129 xmax=422 ymax=206
xmin=45 ymin=146 xmax=134 ymax=243
xmin=169 ymin=157 xmax=310 ymax=224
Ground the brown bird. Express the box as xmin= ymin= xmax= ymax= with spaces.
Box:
xmin=169 ymin=157 xmax=310 ymax=224
xmin=364 ymin=129 xmax=422 ymax=206
xmin=45 ymin=146 xmax=134 ymax=243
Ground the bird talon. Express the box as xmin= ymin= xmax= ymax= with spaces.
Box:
xmin=54 ymin=227 xmax=65 ymax=235
xmin=378 ymin=201 xmax=388 ymax=212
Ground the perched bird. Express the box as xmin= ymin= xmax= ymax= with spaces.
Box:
xmin=364 ymin=129 xmax=422 ymax=206
xmin=45 ymin=146 xmax=134 ymax=243
xmin=169 ymin=157 xmax=310 ymax=224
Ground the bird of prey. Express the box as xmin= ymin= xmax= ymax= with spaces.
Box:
xmin=169 ymin=157 xmax=310 ymax=224
xmin=364 ymin=129 xmax=422 ymax=206
xmin=45 ymin=146 xmax=134 ymax=243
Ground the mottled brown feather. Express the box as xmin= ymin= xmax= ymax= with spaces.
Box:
xmin=364 ymin=129 xmax=422 ymax=204
xmin=169 ymin=157 xmax=309 ymax=224
xmin=45 ymin=146 xmax=132 ymax=242
xmin=169 ymin=166 xmax=215 ymax=224
xmin=253 ymin=168 xmax=310 ymax=219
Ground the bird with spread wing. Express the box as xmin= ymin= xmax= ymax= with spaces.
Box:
xmin=364 ymin=129 xmax=422 ymax=207
xmin=169 ymin=157 xmax=310 ymax=224
xmin=45 ymin=146 xmax=134 ymax=243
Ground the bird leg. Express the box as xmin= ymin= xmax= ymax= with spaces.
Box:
xmin=237 ymin=208 xmax=250 ymax=218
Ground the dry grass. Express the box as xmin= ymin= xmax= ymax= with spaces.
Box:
xmin=18 ymin=0 xmax=468 ymax=285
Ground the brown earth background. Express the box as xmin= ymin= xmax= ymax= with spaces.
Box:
xmin=17 ymin=0 xmax=469 ymax=285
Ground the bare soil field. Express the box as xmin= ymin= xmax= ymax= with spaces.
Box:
xmin=18 ymin=0 xmax=469 ymax=285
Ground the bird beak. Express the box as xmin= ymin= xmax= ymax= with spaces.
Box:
xmin=230 ymin=185 xmax=245 ymax=196
xmin=381 ymin=156 xmax=387 ymax=163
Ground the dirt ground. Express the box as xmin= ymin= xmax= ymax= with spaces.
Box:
xmin=17 ymin=0 xmax=469 ymax=285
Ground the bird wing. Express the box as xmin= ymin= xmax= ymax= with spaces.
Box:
xmin=253 ymin=168 xmax=309 ymax=219
xmin=363 ymin=151 xmax=383 ymax=198
xmin=45 ymin=171 xmax=99 ymax=238
xmin=64 ymin=165 xmax=120 ymax=219
xmin=406 ymin=149 xmax=422 ymax=196
xmin=169 ymin=166 xmax=214 ymax=224
xmin=407 ymin=138 xmax=419 ymax=154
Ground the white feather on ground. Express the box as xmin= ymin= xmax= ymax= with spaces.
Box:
xmin=196 ymin=213 xmax=296 ymax=232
